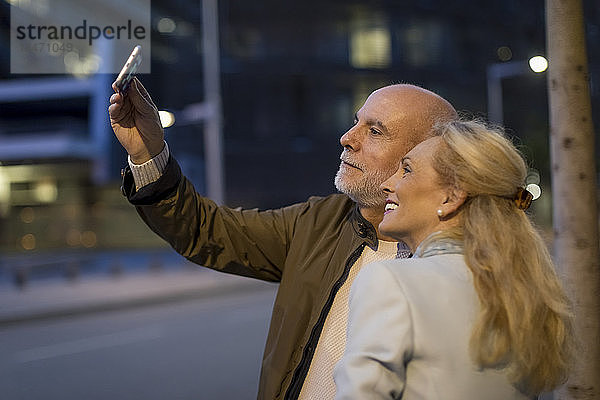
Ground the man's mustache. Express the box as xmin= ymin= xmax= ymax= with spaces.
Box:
xmin=339 ymin=151 xmax=365 ymax=171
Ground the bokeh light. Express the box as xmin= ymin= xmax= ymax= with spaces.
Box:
xmin=159 ymin=111 xmax=175 ymax=128
xmin=20 ymin=207 xmax=35 ymax=223
xmin=497 ymin=46 xmax=513 ymax=61
xmin=157 ymin=18 xmax=177 ymax=33
xmin=528 ymin=56 xmax=548 ymax=73
xmin=21 ymin=233 xmax=36 ymax=250
xmin=526 ymin=183 xmax=542 ymax=200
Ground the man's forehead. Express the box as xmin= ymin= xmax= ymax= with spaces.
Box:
xmin=365 ymin=84 xmax=441 ymax=113
xmin=359 ymin=92 xmax=407 ymax=120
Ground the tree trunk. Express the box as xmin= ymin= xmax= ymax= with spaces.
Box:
xmin=546 ymin=0 xmax=600 ymax=399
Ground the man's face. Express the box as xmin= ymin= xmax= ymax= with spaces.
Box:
xmin=334 ymin=87 xmax=416 ymax=208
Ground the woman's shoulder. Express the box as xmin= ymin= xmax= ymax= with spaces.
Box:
xmin=366 ymin=253 xmax=467 ymax=279
xmin=357 ymin=254 xmax=471 ymax=297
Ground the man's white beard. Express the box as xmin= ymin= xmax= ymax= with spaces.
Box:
xmin=334 ymin=164 xmax=391 ymax=208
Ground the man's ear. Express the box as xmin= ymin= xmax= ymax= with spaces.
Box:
xmin=442 ymin=186 xmax=467 ymax=216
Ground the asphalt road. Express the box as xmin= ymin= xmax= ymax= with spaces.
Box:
xmin=0 ymin=285 xmax=278 ymax=400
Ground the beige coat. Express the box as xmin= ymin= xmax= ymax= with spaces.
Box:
xmin=334 ymin=250 xmax=533 ymax=400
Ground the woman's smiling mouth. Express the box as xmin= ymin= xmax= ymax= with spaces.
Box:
xmin=384 ymin=200 xmax=398 ymax=214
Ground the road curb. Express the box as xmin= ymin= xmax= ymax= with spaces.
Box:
xmin=0 ymin=278 xmax=273 ymax=327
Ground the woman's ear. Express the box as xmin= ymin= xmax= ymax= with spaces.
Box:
xmin=441 ymin=186 xmax=467 ymax=217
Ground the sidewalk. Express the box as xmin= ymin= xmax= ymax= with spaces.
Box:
xmin=0 ymin=266 xmax=275 ymax=326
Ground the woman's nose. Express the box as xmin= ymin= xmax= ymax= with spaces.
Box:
xmin=381 ymin=177 xmax=394 ymax=193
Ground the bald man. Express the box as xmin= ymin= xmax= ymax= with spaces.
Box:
xmin=109 ymin=80 xmax=457 ymax=400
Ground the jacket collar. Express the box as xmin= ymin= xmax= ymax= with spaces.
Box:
xmin=413 ymin=234 xmax=464 ymax=258
xmin=350 ymin=204 xmax=378 ymax=250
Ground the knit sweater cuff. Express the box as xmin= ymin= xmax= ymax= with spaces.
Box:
xmin=128 ymin=142 xmax=170 ymax=190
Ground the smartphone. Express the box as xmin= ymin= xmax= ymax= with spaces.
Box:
xmin=114 ymin=45 xmax=142 ymax=93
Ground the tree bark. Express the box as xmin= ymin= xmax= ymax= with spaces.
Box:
xmin=546 ymin=0 xmax=600 ymax=399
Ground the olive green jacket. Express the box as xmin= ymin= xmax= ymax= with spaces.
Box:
xmin=122 ymin=157 xmax=381 ymax=400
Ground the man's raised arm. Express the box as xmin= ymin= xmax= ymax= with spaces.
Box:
xmin=107 ymin=77 xmax=294 ymax=283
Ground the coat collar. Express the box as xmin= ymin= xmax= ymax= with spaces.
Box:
xmin=350 ymin=204 xmax=378 ymax=251
xmin=413 ymin=234 xmax=464 ymax=258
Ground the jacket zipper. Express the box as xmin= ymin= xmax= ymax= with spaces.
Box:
xmin=283 ymin=243 xmax=366 ymax=399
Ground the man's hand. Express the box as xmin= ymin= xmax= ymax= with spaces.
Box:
xmin=108 ymin=77 xmax=165 ymax=164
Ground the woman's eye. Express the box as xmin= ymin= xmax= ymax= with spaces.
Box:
xmin=402 ymin=165 xmax=412 ymax=175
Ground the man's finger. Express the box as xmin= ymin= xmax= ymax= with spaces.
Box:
xmin=109 ymin=93 xmax=122 ymax=104
xmin=128 ymin=78 xmax=156 ymax=113
xmin=108 ymin=102 xmax=121 ymax=117
xmin=132 ymin=77 xmax=156 ymax=107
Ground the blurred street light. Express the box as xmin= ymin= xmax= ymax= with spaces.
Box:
xmin=159 ymin=110 xmax=175 ymax=128
xmin=529 ymin=56 xmax=548 ymax=73
xmin=497 ymin=46 xmax=513 ymax=62
xmin=157 ymin=18 xmax=177 ymax=33
xmin=526 ymin=183 xmax=542 ymax=200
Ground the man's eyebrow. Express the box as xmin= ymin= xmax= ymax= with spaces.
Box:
xmin=401 ymin=156 xmax=411 ymax=163
xmin=374 ymin=119 xmax=388 ymax=132
xmin=356 ymin=113 xmax=389 ymax=133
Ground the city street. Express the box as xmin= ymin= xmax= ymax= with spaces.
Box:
xmin=0 ymin=285 xmax=277 ymax=400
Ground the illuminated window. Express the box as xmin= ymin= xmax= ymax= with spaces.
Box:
xmin=350 ymin=26 xmax=391 ymax=69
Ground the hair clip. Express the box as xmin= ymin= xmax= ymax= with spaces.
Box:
xmin=514 ymin=187 xmax=533 ymax=211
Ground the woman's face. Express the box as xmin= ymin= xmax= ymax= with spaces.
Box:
xmin=379 ymin=137 xmax=450 ymax=251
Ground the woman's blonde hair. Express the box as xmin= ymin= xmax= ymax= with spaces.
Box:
xmin=428 ymin=119 xmax=574 ymax=394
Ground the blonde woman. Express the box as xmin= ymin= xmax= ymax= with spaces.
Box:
xmin=334 ymin=120 xmax=573 ymax=399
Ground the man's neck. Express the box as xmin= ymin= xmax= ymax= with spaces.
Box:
xmin=359 ymin=205 xmax=397 ymax=242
